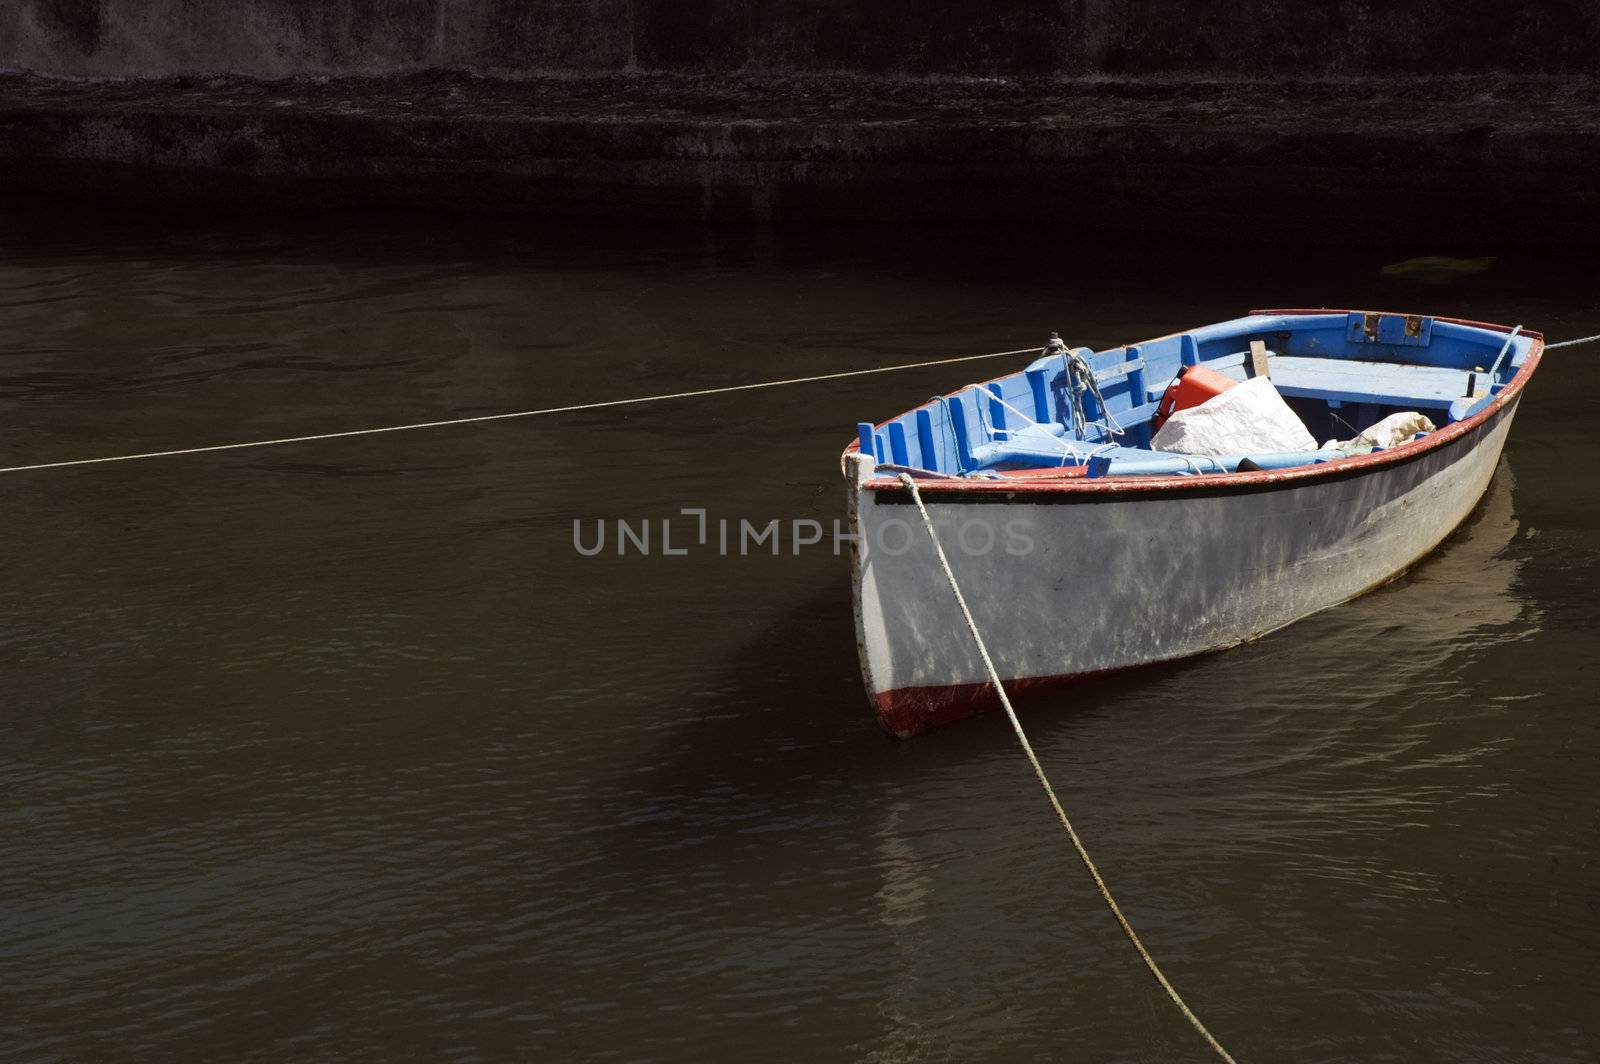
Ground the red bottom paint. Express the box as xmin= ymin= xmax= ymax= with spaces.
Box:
xmin=872 ymin=665 xmax=1144 ymax=738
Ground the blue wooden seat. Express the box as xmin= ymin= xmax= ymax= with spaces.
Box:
xmin=1198 ymin=353 xmax=1473 ymax=410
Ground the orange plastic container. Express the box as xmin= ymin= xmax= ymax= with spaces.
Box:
xmin=1151 ymin=365 xmax=1238 ymax=432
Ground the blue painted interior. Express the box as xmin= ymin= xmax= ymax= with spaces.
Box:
xmin=858 ymin=313 xmax=1535 ymax=477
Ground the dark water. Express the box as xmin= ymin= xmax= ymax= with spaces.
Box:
xmin=2 ymin=207 xmax=1597 ymax=1063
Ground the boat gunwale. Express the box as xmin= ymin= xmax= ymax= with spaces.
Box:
xmin=846 ymin=309 xmax=1542 ymax=500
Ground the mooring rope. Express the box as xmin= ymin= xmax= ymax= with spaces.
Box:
xmin=0 ymin=347 xmax=1040 ymax=475
xmin=1486 ymin=324 xmax=1524 ymax=383
xmin=6 ymin=328 xmax=1596 ymax=477
xmin=896 ymin=470 xmax=1240 ymax=1064
xmin=1542 ymin=331 xmax=1600 ymax=350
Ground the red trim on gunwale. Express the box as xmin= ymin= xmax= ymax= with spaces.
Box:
xmin=846 ymin=310 xmax=1542 ymax=499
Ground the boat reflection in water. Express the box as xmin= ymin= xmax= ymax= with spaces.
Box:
xmin=865 ymin=462 xmax=1530 ymax=1055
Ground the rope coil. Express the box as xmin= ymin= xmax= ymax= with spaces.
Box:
xmin=896 ymin=471 xmax=1240 ymax=1064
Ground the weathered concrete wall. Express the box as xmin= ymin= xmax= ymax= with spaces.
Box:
xmin=7 ymin=0 xmax=1600 ymax=79
xmin=5 ymin=71 xmax=1600 ymax=248
xmin=2 ymin=0 xmax=634 ymax=78
xmin=1069 ymin=1 xmax=1600 ymax=77
xmin=7 ymin=4 xmax=1600 ymax=243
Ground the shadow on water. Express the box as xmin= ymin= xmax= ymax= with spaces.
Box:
xmin=6 ymin=189 xmax=1590 ymax=303
xmin=618 ymin=576 xmax=883 ymax=809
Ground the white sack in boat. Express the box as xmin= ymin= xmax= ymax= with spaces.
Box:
xmin=1150 ymin=375 xmax=1318 ymax=456
xmin=1321 ymin=411 xmax=1436 ymax=456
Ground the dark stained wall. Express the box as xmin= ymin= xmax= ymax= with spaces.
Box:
xmin=6 ymin=0 xmax=1599 ymax=78
xmin=1069 ymin=0 xmax=1599 ymax=77
xmin=630 ymin=0 xmax=1071 ymax=76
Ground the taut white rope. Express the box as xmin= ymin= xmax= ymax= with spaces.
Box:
xmin=1543 ymin=331 xmax=1600 ymax=350
xmin=9 ymin=327 xmax=1594 ymax=477
xmin=896 ymin=471 xmax=1240 ymax=1064
xmin=0 ymin=347 xmax=1037 ymax=475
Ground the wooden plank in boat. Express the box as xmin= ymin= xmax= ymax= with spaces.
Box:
xmin=1217 ymin=355 xmax=1471 ymax=408
xmin=1249 ymin=340 xmax=1271 ymax=378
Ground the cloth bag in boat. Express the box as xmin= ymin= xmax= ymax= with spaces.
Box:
xmin=1321 ymin=411 xmax=1436 ymax=456
xmin=1149 ymin=375 xmax=1318 ymax=456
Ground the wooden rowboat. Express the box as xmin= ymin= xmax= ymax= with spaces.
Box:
xmin=842 ymin=309 xmax=1541 ymax=738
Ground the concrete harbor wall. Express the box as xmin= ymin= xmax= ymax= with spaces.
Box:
xmin=8 ymin=1 xmax=1600 ymax=79
xmin=5 ymin=2 xmax=1600 ymax=244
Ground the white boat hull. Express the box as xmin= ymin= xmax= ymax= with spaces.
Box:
xmin=847 ymin=395 xmax=1520 ymax=737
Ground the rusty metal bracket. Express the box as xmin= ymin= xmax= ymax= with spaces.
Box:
xmin=1346 ymin=311 xmax=1433 ymax=347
